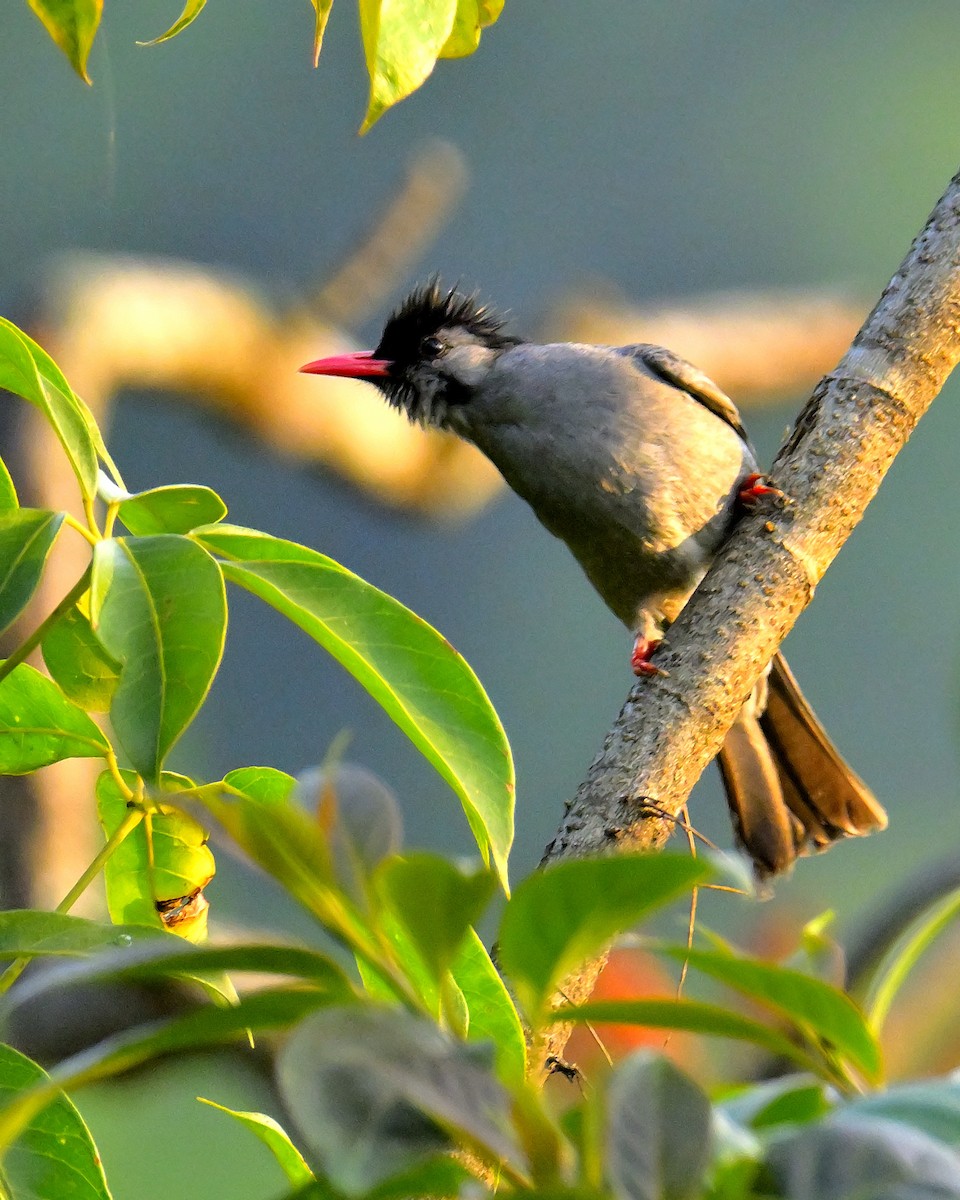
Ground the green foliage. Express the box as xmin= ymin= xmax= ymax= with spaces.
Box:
xmin=26 ymin=0 xmax=506 ymax=127
xmin=2 ymin=317 xmax=960 ymax=1200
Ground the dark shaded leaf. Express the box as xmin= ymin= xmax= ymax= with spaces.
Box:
xmin=0 ymin=509 xmax=64 ymax=635
xmin=499 ymin=854 xmax=709 ymax=1019
xmin=0 ymin=662 xmax=109 ymax=773
xmin=718 ymin=1075 xmax=832 ymax=1131
xmin=194 ymin=526 xmax=513 ymax=890
xmin=606 ymin=1052 xmax=711 ymax=1200
xmin=850 ymin=1079 xmax=960 ymax=1150
xmin=277 ymin=1006 xmax=525 ymax=1193
xmin=0 ymin=1042 xmax=111 ymax=1199
xmin=765 ymin=1115 xmax=960 ymax=1198
xmin=91 ymin=535 xmax=226 ymax=779
xmin=0 ymin=988 xmax=336 ymax=1155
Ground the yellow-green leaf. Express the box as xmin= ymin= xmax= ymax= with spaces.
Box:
xmin=310 ymin=0 xmax=335 ymax=66
xmin=359 ymin=0 xmax=459 ymax=133
xmin=137 ymin=0 xmax=207 ymax=46
xmin=28 ymin=0 xmax=102 ymax=83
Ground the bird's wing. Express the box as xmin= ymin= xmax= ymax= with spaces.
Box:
xmin=619 ymin=344 xmax=749 ymax=442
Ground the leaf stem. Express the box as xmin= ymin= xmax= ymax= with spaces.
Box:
xmin=0 ymin=565 xmax=92 ymax=688
xmin=0 ymin=805 xmax=144 ymax=996
xmin=63 ymin=513 xmax=98 ymax=547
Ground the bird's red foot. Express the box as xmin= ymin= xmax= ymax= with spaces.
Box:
xmin=737 ymin=472 xmax=784 ymax=509
xmin=631 ymin=636 xmax=667 ymax=677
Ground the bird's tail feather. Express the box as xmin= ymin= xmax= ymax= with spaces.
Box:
xmin=718 ymin=652 xmax=887 ymax=879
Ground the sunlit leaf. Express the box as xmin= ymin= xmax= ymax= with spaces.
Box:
xmin=198 ymin=1099 xmax=315 ymax=1187
xmin=42 ymin=602 xmax=121 ymax=711
xmin=193 ymin=526 xmax=513 ymax=891
xmin=97 ymin=769 xmax=214 ymax=941
xmin=0 ymin=662 xmax=109 ymax=773
xmin=137 ymin=0 xmax=207 ymax=46
xmin=498 ymin=854 xmax=709 ymax=1020
xmin=452 ymin=928 xmax=526 ymax=1086
xmin=0 ymin=508 xmax=64 ymax=635
xmin=310 ymin=0 xmax=335 ymax=66
xmin=0 ymin=1042 xmax=111 ymax=1199
xmin=118 ymin=484 xmax=228 ymax=536
xmin=657 ymin=944 xmax=882 ymax=1084
xmin=0 ymin=318 xmax=102 ymax=497
xmin=0 ymin=456 xmax=18 ymax=511
xmin=91 ymin=535 xmax=227 ymax=780
xmin=27 ymin=0 xmax=102 ymax=82
xmin=376 ymin=853 xmax=495 ymax=984
xmin=606 ymin=1053 xmax=712 ymax=1200
xmin=358 ymin=0 xmax=458 ymax=132
xmin=440 ymin=0 xmax=481 ymax=57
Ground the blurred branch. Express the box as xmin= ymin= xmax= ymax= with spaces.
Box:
xmin=541 ymin=287 xmax=865 ymax=403
xmin=533 ymin=168 xmax=960 ymax=1076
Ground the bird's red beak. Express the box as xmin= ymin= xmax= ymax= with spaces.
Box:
xmin=299 ymin=351 xmax=392 ymax=379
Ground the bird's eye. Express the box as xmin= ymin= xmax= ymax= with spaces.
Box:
xmin=421 ymin=336 xmax=445 ymax=358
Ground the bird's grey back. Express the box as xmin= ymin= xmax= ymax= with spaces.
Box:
xmin=452 ymin=342 xmax=755 ymax=631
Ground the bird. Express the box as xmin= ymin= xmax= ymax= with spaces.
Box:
xmin=300 ymin=281 xmax=887 ymax=877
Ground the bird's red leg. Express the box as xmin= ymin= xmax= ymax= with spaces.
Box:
xmin=737 ymin=472 xmax=784 ymax=508
xmin=631 ymin=635 xmax=666 ymax=677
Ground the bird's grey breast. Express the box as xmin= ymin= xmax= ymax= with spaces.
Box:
xmin=455 ymin=343 xmax=755 ymax=627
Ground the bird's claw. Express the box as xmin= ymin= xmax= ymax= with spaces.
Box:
xmin=631 ymin=636 xmax=668 ymax=677
xmin=737 ymin=472 xmax=784 ymax=508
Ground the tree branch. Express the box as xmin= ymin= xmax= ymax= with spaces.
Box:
xmin=533 ymin=167 xmax=960 ymax=1070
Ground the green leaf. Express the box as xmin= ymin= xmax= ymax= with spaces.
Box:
xmin=137 ymin=0 xmax=207 ymax=46
xmin=198 ymin=770 xmax=395 ymax=991
xmin=0 ymin=1042 xmax=111 ymax=1199
xmin=553 ymin=999 xmax=813 ymax=1069
xmin=0 ymin=909 xmax=162 ymax=959
xmin=118 ymin=484 xmax=228 ymax=536
xmin=606 ymin=1052 xmax=712 ymax=1200
xmin=197 ymin=1099 xmax=315 ymax=1187
xmin=657 ymin=945 xmax=882 ymax=1084
xmin=276 ymin=1006 xmax=524 ymax=1193
xmin=440 ymin=0 xmax=482 ymax=57
xmin=452 ymin=928 xmax=526 ymax=1086
xmin=27 ymin=0 xmax=102 ymax=82
xmin=358 ymin=0 xmax=459 ymax=132
xmin=0 ymin=456 xmax=18 ymax=511
xmin=498 ymin=854 xmax=710 ymax=1020
xmin=193 ymin=526 xmax=513 ymax=891
xmin=90 ymin=535 xmax=227 ymax=780
xmin=718 ymin=1075 xmax=832 ymax=1131
xmin=0 ymin=988 xmax=335 ymax=1157
xmin=0 ymin=318 xmax=101 ymax=497
xmin=42 ymin=602 xmax=121 ymax=711
xmin=0 ymin=662 xmax=109 ymax=773
xmin=0 ymin=508 xmax=64 ymax=635
xmin=309 ymin=0 xmax=335 ymax=65
xmin=863 ymin=885 xmax=960 ymax=1037
xmin=376 ymin=853 xmax=495 ymax=983
xmin=4 ymin=936 xmax=356 ymax=1016
xmin=97 ymin=769 xmax=214 ymax=939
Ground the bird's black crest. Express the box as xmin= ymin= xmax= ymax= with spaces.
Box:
xmin=375 ymin=280 xmax=521 ymax=363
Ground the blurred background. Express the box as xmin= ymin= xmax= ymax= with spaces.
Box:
xmin=4 ymin=2 xmax=960 ymax=1195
